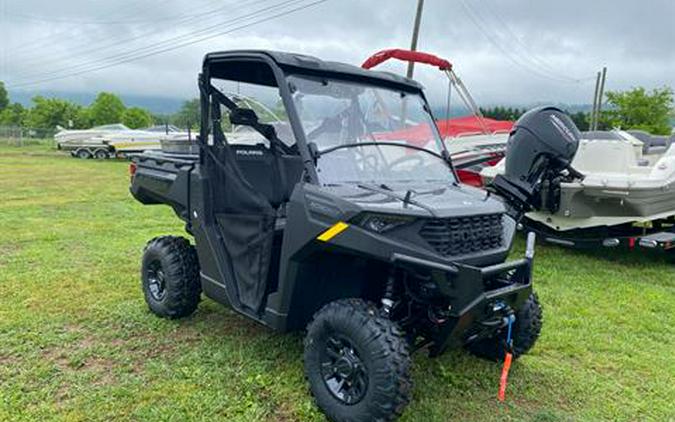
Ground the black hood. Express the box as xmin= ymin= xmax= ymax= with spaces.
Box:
xmin=323 ymin=182 xmax=506 ymax=218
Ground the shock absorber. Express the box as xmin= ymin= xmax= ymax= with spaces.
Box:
xmin=381 ymin=269 xmax=396 ymax=316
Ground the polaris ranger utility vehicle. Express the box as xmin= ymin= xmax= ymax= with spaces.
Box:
xmin=129 ymin=50 xmax=581 ymax=421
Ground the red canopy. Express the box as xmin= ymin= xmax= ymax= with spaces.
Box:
xmin=374 ymin=116 xmax=513 ymax=146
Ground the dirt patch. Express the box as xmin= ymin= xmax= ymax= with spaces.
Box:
xmin=41 ymin=348 xmax=72 ymax=371
xmin=0 ymin=243 xmax=22 ymax=265
xmin=84 ymin=356 xmax=117 ymax=386
xmin=0 ymin=354 xmax=19 ymax=367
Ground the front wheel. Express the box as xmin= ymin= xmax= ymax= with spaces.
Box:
xmin=466 ymin=292 xmax=543 ymax=361
xmin=304 ymin=299 xmax=412 ymax=422
xmin=141 ymin=236 xmax=201 ymax=319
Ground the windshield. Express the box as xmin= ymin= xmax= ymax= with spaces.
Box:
xmin=288 ymin=75 xmax=454 ymax=185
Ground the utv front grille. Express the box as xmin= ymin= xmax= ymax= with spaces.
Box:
xmin=419 ymin=214 xmax=503 ymax=256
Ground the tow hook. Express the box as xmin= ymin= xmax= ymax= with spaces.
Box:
xmin=497 ymin=313 xmax=516 ymax=402
xmin=503 ymin=313 xmax=516 ymax=351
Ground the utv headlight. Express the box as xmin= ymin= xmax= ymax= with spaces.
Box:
xmin=353 ymin=213 xmax=414 ymax=233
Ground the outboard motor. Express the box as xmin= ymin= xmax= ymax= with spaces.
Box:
xmin=492 ymin=106 xmax=581 ymax=215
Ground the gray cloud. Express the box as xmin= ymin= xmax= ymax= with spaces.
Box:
xmin=1 ymin=0 xmax=673 ymax=106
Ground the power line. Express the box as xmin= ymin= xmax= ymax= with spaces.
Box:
xmin=7 ymin=10 xmax=221 ymax=25
xmin=14 ymin=0 xmax=273 ymax=70
xmin=474 ymin=0 xmax=593 ymax=83
xmin=8 ymin=0 xmax=218 ymax=58
xmin=8 ymin=0 xmax=328 ymax=88
xmin=458 ymin=0 xmax=591 ymax=85
xmin=12 ymin=0 xmax=299 ymax=83
xmin=7 ymin=0 xmax=177 ymax=55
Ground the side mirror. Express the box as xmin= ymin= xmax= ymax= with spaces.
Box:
xmin=229 ymin=107 xmax=259 ymax=126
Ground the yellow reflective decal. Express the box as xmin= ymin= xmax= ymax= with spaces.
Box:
xmin=317 ymin=221 xmax=349 ymax=242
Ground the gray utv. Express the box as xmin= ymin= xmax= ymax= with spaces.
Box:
xmin=129 ymin=50 xmax=580 ymax=421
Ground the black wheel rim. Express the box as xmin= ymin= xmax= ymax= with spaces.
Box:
xmin=320 ymin=335 xmax=368 ymax=405
xmin=146 ymin=261 xmax=167 ymax=301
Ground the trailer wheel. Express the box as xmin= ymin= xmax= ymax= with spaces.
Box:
xmin=304 ymin=299 xmax=412 ymax=422
xmin=75 ymin=149 xmax=92 ymax=159
xmin=93 ymin=148 xmax=110 ymax=159
xmin=141 ymin=236 xmax=201 ymax=319
xmin=466 ymin=293 xmax=543 ymax=361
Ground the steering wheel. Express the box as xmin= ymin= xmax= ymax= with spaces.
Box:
xmin=354 ymin=149 xmax=380 ymax=173
xmin=307 ymin=111 xmax=348 ymax=141
xmin=385 ymin=154 xmax=426 ymax=173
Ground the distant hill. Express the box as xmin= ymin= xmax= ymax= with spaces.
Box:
xmin=9 ymin=90 xmax=187 ymax=115
xmin=430 ymin=103 xmax=593 ymax=119
xmin=9 ymin=89 xmax=597 ymax=120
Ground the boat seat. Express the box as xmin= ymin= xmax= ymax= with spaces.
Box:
xmin=572 ymin=139 xmax=637 ymax=174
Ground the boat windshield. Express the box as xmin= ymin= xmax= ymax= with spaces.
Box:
xmin=93 ymin=124 xmax=130 ymax=131
xmin=288 ymin=75 xmax=454 ymax=185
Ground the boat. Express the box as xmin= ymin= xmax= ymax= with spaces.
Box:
xmin=361 ymin=49 xmax=513 ymax=186
xmin=55 ymin=124 xmax=188 ymax=159
xmin=91 ymin=125 xmax=189 ymax=158
xmin=55 ymin=123 xmax=131 ymax=147
xmin=481 ymin=129 xmax=675 ymax=250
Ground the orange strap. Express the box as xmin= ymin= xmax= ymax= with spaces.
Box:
xmin=497 ymin=352 xmax=513 ymax=402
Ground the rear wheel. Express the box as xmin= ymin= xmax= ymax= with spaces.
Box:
xmin=141 ymin=236 xmax=201 ymax=318
xmin=76 ymin=149 xmax=92 ymax=159
xmin=304 ymin=299 xmax=412 ymax=422
xmin=466 ymin=293 xmax=543 ymax=361
xmin=93 ymin=148 xmax=110 ymax=159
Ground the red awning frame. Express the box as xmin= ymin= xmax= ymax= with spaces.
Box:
xmin=362 ymin=48 xmax=490 ymax=135
xmin=361 ymin=48 xmax=452 ymax=71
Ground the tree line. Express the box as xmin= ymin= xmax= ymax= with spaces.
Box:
xmin=0 ymin=82 xmax=201 ymax=132
xmin=1 ymin=81 xmax=672 ymax=135
xmin=481 ymin=86 xmax=673 ymax=135
xmin=0 ymin=83 xmax=156 ymax=131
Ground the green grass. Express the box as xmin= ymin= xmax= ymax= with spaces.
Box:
xmin=0 ymin=143 xmax=673 ymax=421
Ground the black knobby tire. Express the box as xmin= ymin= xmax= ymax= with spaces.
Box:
xmin=304 ymin=299 xmax=412 ymax=422
xmin=466 ymin=293 xmax=543 ymax=361
xmin=141 ymin=236 xmax=201 ymax=319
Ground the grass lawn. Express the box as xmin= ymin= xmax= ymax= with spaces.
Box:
xmin=0 ymin=143 xmax=673 ymax=421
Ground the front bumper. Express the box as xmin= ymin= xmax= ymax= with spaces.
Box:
xmin=391 ymin=233 xmax=537 ymax=355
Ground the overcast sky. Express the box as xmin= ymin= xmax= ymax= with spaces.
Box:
xmin=1 ymin=0 xmax=673 ymax=107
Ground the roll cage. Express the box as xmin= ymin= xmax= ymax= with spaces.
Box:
xmin=197 ymin=50 xmax=452 ymax=185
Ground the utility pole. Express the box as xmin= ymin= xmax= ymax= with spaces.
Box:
xmin=595 ymin=66 xmax=607 ymax=130
xmin=590 ymin=71 xmax=601 ymax=131
xmin=406 ymin=0 xmax=425 ymax=79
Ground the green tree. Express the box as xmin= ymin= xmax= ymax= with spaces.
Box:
xmin=599 ymin=86 xmax=674 ymax=135
xmin=0 ymin=103 xmax=28 ymax=126
xmin=89 ymin=92 xmax=125 ymax=126
xmin=480 ymin=106 xmax=526 ymax=121
xmin=25 ymin=96 xmax=83 ymax=129
xmin=74 ymin=107 xmax=93 ymax=128
xmin=122 ymin=107 xmax=153 ymax=129
xmin=0 ymin=81 xmax=8 ymax=112
xmin=566 ymin=111 xmax=590 ymax=131
xmin=171 ymin=99 xmax=200 ymax=129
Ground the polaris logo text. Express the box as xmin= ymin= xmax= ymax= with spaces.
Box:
xmin=235 ymin=149 xmax=264 ymax=156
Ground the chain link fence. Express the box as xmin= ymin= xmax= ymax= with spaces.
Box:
xmin=0 ymin=126 xmax=57 ymax=146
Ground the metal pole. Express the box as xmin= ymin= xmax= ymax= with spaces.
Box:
xmin=590 ymin=71 xmax=601 ymax=131
xmin=596 ymin=66 xmax=607 ymax=130
xmin=406 ymin=0 xmax=425 ymax=79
